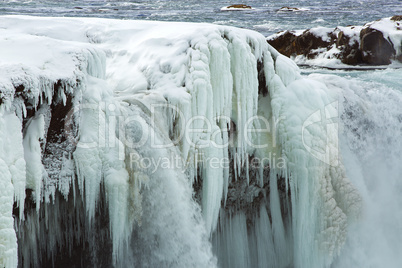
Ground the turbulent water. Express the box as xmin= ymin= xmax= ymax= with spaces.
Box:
xmin=0 ymin=1 xmax=401 ymax=268
xmin=307 ymin=69 xmax=402 ymax=267
xmin=1 ymin=0 xmax=402 ymax=36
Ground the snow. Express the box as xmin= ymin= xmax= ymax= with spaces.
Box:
xmin=0 ymin=15 xmax=362 ymax=268
xmin=335 ymin=26 xmax=362 ymax=46
xmin=308 ymin=27 xmax=334 ymax=42
xmin=266 ymin=29 xmax=304 ymax=41
xmin=293 ymin=45 xmax=344 ymax=67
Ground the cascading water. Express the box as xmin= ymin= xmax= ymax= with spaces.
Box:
xmin=308 ymin=72 xmax=402 ymax=267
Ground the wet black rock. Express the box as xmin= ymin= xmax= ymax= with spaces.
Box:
xmin=360 ymin=28 xmax=396 ymax=65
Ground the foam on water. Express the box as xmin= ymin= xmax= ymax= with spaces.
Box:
xmin=309 ymin=71 xmax=402 ymax=267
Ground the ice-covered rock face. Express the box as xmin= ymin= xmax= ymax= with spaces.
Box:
xmin=0 ymin=16 xmax=361 ymax=268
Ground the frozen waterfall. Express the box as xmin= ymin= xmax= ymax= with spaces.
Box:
xmin=0 ymin=15 xmax=380 ymax=268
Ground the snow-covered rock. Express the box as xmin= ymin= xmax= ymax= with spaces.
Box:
xmin=220 ymin=4 xmax=253 ymax=11
xmin=267 ymin=16 xmax=402 ymax=66
xmin=0 ymin=15 xmax=361 ymax=268
xmin=277 ymin=7 xmax=310 ymax=12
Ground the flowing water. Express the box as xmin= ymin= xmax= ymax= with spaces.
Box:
xmin=1 ymin=0 xmax=402 ymax=36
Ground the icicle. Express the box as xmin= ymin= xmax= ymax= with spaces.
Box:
xmin=212 ymin=211 xmax=250 ymax=268
xmin=269 ymin=172 xmax=290 ymax=266
xmin=23 ymin=113 xmax=46 ymax=211
xmin=0 ymin=113 xmax=26 ymax=219
xmin=104 ymin=168 xmax=132 ymax=264
xmin=201 ymin=127 xmax=224 ymax=234
xmin=265 ymin=49 xmax=361 ymax=267
xmin=249 ymin=205 xmax=279 ymax=268
xmin=0 ymin=113 xmax=19 ymax=268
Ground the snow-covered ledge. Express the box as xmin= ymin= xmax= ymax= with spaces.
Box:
xmin=0 ymin=16 xmax=361 ymax=268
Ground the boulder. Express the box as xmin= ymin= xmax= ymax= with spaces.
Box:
xmin=360 ymin=28 xmax=396 ymax=65
xmin=278 ymin=7 xmax=309 ymax=12
xmin=226 ymin=4 xmax=252 ymax=9
xmin=279 ymin=7 xmax=300 ymax=11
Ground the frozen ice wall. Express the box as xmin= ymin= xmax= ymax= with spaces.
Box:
xmin=0 ymin=16 xmax=361 ymax=267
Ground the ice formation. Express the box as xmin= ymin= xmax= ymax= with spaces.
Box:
xmin=0 ymin=15 xmax=361 ymax=267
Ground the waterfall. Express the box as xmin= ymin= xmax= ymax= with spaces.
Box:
xmin=0 ymin=16 xmax=370 ymax=268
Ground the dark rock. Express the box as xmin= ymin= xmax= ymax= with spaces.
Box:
xmin=226 ymin=4 xmax=252 ymax=9
xmin=296 ymin=30 xmax=335 ymax=59
xmin=267 ymin=30 xmax=334 ymax=59
xmin=15 ymin=84 xmax=25 ymax=93
xmin=336 ymin=30 xmax=362 ymax=65
xmin=278 ymin=6 xmax=300 ymax=11
xmin=257 ymin=59 xmax=268 ymax=97
xmin=391 ymin=15 xmax=402 ymax=21
xmin=267 ymin=31 xmax=298 ymax=57
xmin=360 ymin=28 xmax=396 ymax=65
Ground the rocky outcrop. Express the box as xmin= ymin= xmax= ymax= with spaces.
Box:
xmin=335 ymin=28 xmax=363 ymax=65
xmin=221 ymin=4 xmax=253 ymax=11
xmin=268 ymin=29 xmax=336 ymax=60
xmin=391 ymin=15 xmax=402 ymax=21
xmin=226 ymin=4 xmax=252 ymax=9
xmin=267 ymin=16 xmax=402 ymax=65
xmin=278 ymin=6 xmax=309 ymax=12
